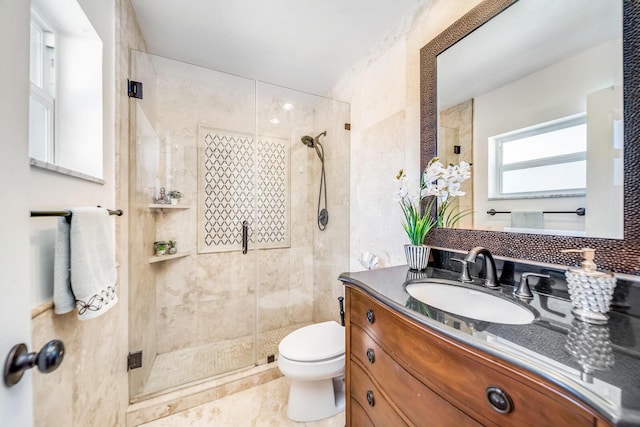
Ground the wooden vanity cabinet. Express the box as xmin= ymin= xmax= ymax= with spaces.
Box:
xmin=344 ymin=286 xmax=613 ymax=427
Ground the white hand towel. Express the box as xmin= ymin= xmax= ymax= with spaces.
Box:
xmin=53 ymin=217 xmax=75 ymax=314
xmin=53 ymin=207 xmax=118 ymax=320
xmin=511 ymin=211 xmax=544 ymax=229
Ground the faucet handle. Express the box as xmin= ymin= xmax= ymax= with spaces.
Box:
xmin=514 ymin=272 xmax=551 ymax=300
xmin=452 ymin=258 xmax=473 ymax=283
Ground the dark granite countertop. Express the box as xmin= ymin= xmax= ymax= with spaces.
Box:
xmin=339 ymin=262 xmax=640 ymax=426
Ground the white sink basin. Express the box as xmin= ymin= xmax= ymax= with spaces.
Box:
xmin=405 ymin=281 xmax=536 ymax=325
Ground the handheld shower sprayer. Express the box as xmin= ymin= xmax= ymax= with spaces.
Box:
xmin=300 ymin=132 xmax=326 ymax=161
xmin=301 ymin=135 xmax=315 ymax=148
xmin=301 ymin=131 xmax=328 ymax=230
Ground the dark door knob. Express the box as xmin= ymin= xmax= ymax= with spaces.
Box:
xmin=4 ymin=340 xmax=65 ymax=387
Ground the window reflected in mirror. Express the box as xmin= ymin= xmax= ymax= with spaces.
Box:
xmin=491 ymin=114 xmax=587 ymax=198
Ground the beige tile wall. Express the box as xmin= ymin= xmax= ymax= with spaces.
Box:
xmin=312 ymin=100 xmax=351 ymax=323
xmin=329 ymin=0 xmax=483 ymax=270
xmin=439 ymin=99 xmax=474 ymax=229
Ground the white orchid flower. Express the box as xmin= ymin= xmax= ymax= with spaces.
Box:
xmin=458 ymin=161 xmax=471 ymax=179
xmin=422 ymin=168 xmax=440 ymax=186
xmin=393 ymin=169 xmax=410 ymax=202
xmin=395 ymin=156 xmax=472 ymax=238
xmin=447 ymin=182 xmax=466 ymax=197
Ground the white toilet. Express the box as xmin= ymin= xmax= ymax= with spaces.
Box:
xmin=277 ymin=321 xmax=346 ymax=422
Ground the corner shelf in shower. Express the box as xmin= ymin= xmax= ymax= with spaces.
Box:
xmin=148 ymin=204 xmax=191 ymax=210
xmin=148 ymin=251 xmax=191 ymax=264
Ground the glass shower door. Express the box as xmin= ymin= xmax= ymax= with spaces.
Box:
xmin=127 ymin=51 xmax=351 ymax=401
xmin=128 ymin=51 xmax=259 ymax=400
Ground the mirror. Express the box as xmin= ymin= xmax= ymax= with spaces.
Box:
xmin=436 ymin=0 xmax=622 ymax=239
xmin=420 ymin=0 xmax=640 ymax=274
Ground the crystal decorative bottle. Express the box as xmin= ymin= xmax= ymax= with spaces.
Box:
xmin=562 ymin=248 xmax=617 ymax=325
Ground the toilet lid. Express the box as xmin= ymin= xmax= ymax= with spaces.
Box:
xmin=278 ymin=321 xmax=345 ymax=362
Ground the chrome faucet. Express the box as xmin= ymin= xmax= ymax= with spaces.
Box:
xmin=463 ymin=247 xmax=500 ymax=289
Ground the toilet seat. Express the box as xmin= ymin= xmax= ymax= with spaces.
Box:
xmin=278 ymin=321 xmax=344 ymax=362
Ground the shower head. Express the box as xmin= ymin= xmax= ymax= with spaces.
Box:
xmin=301 ymin=135 xmax=315 ymax=148
xmin=300 ymin=131 xmax=327 ymax=148
xmin=301 ymin=131 xmax=326 ymax=163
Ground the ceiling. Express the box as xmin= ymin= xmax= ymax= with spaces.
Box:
xmin=131 ymin=0 xmax=420 ymax=95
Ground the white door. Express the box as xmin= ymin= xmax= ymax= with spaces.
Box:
xmin=0 ymin=0 xmax=35 ymax=425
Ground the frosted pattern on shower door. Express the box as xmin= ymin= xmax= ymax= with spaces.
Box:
xmin=198 ymin=126 xmax=290 ymax=253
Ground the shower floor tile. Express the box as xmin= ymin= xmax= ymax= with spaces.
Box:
xmin=141 ymin=323 xmax=310 ymax=396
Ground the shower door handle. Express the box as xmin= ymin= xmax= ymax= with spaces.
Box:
xmin=242 ymin=221 xmax=249 ymax=254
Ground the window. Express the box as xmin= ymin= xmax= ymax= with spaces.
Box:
xmin=29 ymin=11 xmax=56 ymax=163
xmin=490 ymin=115 xmax=587 ymax=198
xmin=28 ymin=0 xmax=103 ymax=181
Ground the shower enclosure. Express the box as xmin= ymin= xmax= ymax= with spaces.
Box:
xmin=128 ymin=51 xmax=350 ymax=399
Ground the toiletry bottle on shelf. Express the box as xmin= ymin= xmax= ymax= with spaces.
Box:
xmin=561 ymin=248 xmax=617 ymax=324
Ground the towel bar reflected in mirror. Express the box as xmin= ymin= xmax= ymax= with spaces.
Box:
xmin=486 ymin=208 xmax=585 ymax=216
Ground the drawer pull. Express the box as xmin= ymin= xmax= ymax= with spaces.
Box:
xmin=366 ymin=348 xmax=375 ymax=363
xmin=366 ymin=309 xmax=375 ymax=324
xmin=366 ymin=390 xmax=375 ymax=407
xmin=486 ymin=386 xmax=513 ymax=414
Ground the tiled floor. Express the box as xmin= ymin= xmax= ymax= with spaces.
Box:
xmin=142 ymin=323 xmax=310 ymax=396
xmin=139 ymin=376 xmax=345 ymax=427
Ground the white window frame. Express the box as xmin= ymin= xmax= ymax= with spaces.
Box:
xmin=491 ymin=115 xmax=587 ymax=199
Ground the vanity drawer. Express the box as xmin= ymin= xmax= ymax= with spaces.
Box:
xmin=350 ymin=361 xmax=408 ymax=427
xmin=350 ymin=398 xmax=375 ymax=427
xmin=351 ymin=323 xmax=481 ymax=427
xmin=348 ymin=288 xmax=595 ymax=427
